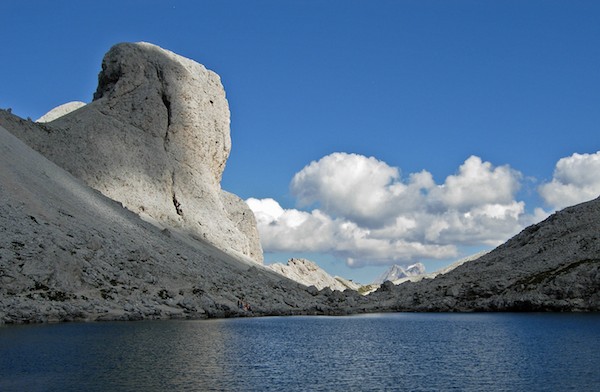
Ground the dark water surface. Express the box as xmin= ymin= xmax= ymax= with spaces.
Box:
xmin=1 ymin=313 xmax=599 ymax=391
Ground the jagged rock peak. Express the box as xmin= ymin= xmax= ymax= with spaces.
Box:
xmin=4 ymin=42 xmax=263 ymax=263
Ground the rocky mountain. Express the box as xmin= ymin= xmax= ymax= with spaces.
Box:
xmin=0 ymin=121 xmax=366 ymax=323
xmin=4 ymin=42 xmax=262 ymax=264
xmin=358 ymin=254 xmax=487 ymax=296
xmin=268 ymin=258 xmax=350 ymax=292
xmin=368 ymin=198 xmax=600 ymax=312
xmin=1 ymin=41 xmax=598 ymax=323
xmin=374 ymin=263 xmax=426 ymax=284
xmin=388 ymin=251 xmax=489 ymax=286
xmin=0 ymin=42 xmax=368 ymax=323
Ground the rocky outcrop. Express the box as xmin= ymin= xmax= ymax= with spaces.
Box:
xmin=335 ymin=276 xmax=363 ymax=292
xmin=369 ymin=197 xmax=600 ymax=311
xmin=220 ymin=191 xmax=263 ymax=262
xmin=4 ymin=42 xmax=262 ymax=263
xmin=35 ymin=101 xmax=86 ymax=123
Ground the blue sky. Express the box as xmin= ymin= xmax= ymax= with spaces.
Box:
xmin=2 ymin=1 xmax=600 ymax=283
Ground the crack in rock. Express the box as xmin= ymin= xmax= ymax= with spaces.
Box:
xmin=171 ymin=171 xmax=183 ymax=216
xmin=161 ymin=92 xmax=171 ymax=152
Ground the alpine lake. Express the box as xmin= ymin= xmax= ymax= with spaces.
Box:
xmin=1 ymin=313 xmax=599 ymax=391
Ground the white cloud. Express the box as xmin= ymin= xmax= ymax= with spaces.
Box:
xmin=247 ymin=197 xmax=457 ymax=266
xmin=539 ymin=151 xmax=600 ymax=210
xmin=247 ymin=153 xmax=537 ymax=268
xmin=290 ymin=153 xmax=406 ymax=227
xmin=428 ymin=156 xmax=522 ymax=211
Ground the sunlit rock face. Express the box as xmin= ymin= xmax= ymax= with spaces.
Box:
xmin=9 ymin=42 xmax=263 ymax=263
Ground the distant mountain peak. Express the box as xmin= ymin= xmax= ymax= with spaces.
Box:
xmin=374 ymin=263 xmax=426 ymax=284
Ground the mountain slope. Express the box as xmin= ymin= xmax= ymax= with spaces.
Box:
xmin=0 ymin=123 xmax=362 ymax=323
xmin=268 ymin=258 xmax=350 ymax=291
xmin=369 ymin=198 xmax=600 ymax=311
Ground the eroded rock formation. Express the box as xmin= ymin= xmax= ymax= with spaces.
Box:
xmin=9 ymin=42 xmax=263 ymax=263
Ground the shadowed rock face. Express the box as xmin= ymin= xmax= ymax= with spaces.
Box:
xmin=7 ymin=42 xmax=263 ymax=263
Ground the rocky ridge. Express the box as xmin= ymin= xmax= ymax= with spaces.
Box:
xmin=1 ymin=41 xmax=598 ymax=323
xmin=358 ymin=255 xmax=487 ymax=295
xmin=388 ymin=252 xmax=488 ymax=287
xmin=35 ymin=101 xmax=86 ymax=123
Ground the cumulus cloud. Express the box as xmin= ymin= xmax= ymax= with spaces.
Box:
xmin=248 ymin=153 xmax=537 ymax=268
xmin=428 ymin=156 xmax=522 ymax=211
xmin=246 ymin=197 xmax=457 ymax=266
xmin=539 ymin=151 xmax=600 ymax=210
xmin=290 ymin=153 xmax=405 ymax=227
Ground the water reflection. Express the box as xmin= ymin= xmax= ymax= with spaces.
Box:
xmin=1 ymin=314 xmax=599 ymax=391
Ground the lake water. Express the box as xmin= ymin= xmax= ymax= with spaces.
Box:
xmin=1 ymin=313 xmax=599 ymax=391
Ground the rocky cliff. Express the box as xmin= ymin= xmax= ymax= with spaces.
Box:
xmin=5 ymin=42 xmax=262 ymax=263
